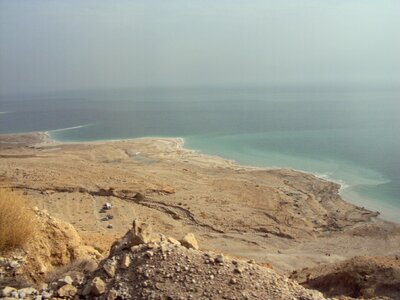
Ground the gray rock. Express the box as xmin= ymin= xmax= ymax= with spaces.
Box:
xmin=215 ymin=254 xmax=224 ymax=264
xmin=49 ymin=281 xmax=58 ymax=290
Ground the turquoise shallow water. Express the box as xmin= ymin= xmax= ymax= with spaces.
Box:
xmin=184 ymin=131 xmax=399 ymax=221
xmin=1 ymin=87 xmax=399 ymax=222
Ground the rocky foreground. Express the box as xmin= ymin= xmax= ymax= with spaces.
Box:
xmin=1 ymin=216 xmax=326 ymax=299
xmin=81 ymin=220 xmax=327 ymax=300
xmin=1 ymin=210 xmax=400 ymax=299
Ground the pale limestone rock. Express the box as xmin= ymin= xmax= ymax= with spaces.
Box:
xmin=130 ymin=219 xmax=153 ymax=245
xmin=120 ymin=254 xmax=131 ymax=269
xmin=180 ymin=233 xmax=199 ymax=250
xmin=110 ymin=219 xmax=153 ymax=254
xmin=57 ymin=284 xmax=77 ymax=297
xmin=162 ymin=186 xmax=175 ymax=194
xmin=91 ymin=277 xmax=107 ymax=296
xmin=58 ymin=275 xmax=73 ymax=285
xmin=18 ymin=287 xmax=37 ymax=295
xmin=1 ymin=287 xmax=16 ymax=297
xmin=103 ymin=260 xmax=117 ymax=277
xmin=167 ymin=237 xmax=181 ymax=246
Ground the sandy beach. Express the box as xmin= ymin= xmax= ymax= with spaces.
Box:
xmin=1 ymin=132 xmax=399 ymax=274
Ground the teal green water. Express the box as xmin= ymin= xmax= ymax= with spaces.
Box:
xmin=184 ymin=130 xmax=399 ymax=221
xmin=1 ymin=87 xmax=399 ymax=222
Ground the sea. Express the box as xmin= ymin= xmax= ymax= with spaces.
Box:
xmin=1 ymin=86 xmax=399 ymax=222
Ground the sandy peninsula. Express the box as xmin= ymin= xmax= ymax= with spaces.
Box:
xmin=0 ymin=132 xmax=399 ymax=274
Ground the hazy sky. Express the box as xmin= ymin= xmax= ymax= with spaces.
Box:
xmin=1 ymin=0 xmax=400 ymax=94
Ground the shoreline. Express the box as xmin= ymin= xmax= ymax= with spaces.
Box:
xmin=44 ymin=131 xmax=396 ymax=223
xmin=1 ymin=130 xmax=396 ymax=224
xmin=2 ymin=130 xmax=400 ymax=273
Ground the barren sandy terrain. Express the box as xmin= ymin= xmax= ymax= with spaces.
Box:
xmin=1 ymin=132 xmax=399 ymax=274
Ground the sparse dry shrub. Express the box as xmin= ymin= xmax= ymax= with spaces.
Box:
xmin=0 ymin=188 xmax=36 ymax=252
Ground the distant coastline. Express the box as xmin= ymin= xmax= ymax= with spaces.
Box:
xmin=4 ymin=129 xmax=400 ymax=277
xmin=42 ymin=130 xmax=398 ymax=224
xmin=0 ymin=127 xmax=397 ymax=223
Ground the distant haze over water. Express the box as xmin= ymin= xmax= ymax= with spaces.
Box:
xmin=1 ymin=87 xmax=399 ymax=222
xmin=1 ymin=0 xmax=400 ymax=221
xmin=1 ymin=1 xmax=400 ymax=94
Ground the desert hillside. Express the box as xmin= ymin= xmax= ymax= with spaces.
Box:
xmin=1 ymin=132 xmax=400 ymax=299
xmin=0 ymin=205 xmax=326 ymax=299
xmin=291 ymin=255 xmax=400 ymax=299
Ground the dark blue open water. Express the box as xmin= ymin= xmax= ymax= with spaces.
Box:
xmin=1 ymin=87 xmax=399 ymax=222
